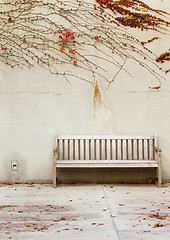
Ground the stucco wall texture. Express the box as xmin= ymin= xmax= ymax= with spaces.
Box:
xmin=0 ymin=0 xmax=170 ymax=183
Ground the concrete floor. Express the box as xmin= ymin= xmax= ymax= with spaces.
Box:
xmin=0 ymin=184 xmax=170 ymax=240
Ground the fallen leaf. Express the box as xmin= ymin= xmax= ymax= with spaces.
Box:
xmin=147 ymin=177 xmax=153 ymax=184
xmin=24 ymin=224 xmax=30 ymax=227
xmin=119 ymin=204 xmax=125 ymax=206
xmin=154 ymin=223 xmax=164 ymax=228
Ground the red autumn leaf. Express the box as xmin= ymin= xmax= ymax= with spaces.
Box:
xmin=94 ymin=36 xmax=99 ymax=40
xmin=149 ymin=86 xmax=161 ymax=89
xmin=71 ymin=36 xmax=75 ymax=40
xmin=8 ymin=17 xmax=12 ymax=22
xmin=73 ymin=60 xmax=77 ymax=65
xmin=58 ymin=35 xmax=62 ymax=39
xmin=60 ymin=47 xmax=65 ymax=51
xmin=62 ymin=39 xmax=67 ymax=43
xmin=58 ymin=30 xmax=62 ymax=34
xmin=147 ymin=177 xmax=153 ymax=184
xmin=69 ymin=50 xmax=74 ymax=54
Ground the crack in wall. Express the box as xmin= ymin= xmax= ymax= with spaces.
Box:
xmin=0 ymin=91 xmax=62 ymax=96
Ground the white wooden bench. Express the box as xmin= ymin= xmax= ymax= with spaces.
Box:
xmin=53 ymin=135 xmax=162 ymax=187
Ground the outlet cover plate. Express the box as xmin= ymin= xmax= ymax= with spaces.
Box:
xmin=11 ymin=160 xmax=19 ymax=171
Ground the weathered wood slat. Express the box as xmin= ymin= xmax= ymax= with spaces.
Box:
xmin=80 ymin=140 xmax=84 ymax=160
xmin=69 ymin=140 xmax=74 ymax=160
xmin=133 ymin=139 xmax=138 ymax=160
xmin=112 ymin=140 xmax=116 ymax=160
xmin=128 ymin=140 xmax=132 ymax=160
xmin=64 ymin=139 xmax=68 ymax=160
xmin=149 ymin=139 xmax=154 ymax=160
xmin=58 ymin=139 xmax=63 ymax=160
xmin=139 ymin=139 xmax=143 ymax=160
xmin=56 ymin=160 xmax=159 ymax=168
xmin=117 ymin=140 xmax=122 ymax=160
xmin=106 ymin=140 xmax=111 ymax=160
xmin=101 ymin=140 xmax=106 ymax=160
xmin=123 ymin=140 xmax=127 ymax=160
xmin=85 ymin=139 xmax=89 ymax=160
xmin=96 ymin=140 xmax=100 ymax=160
xmin=75 ymin=140 xmax=79 ymax=160
xmin=144 ymin=139 xmax=149 ymax=160
xmin=91 ymin=139 xmax=95 ymax=160
xmin=57 ymin=135 xmax=155 ymax=140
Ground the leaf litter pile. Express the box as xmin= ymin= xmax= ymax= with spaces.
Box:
xmin=0 ymin=204 xmax=81 ymax=234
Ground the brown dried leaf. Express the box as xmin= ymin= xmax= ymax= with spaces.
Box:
xmin=154 ymin=223 xmax=164 ymax=228
xmin=147 ymin=178 xmax=153 ymax=184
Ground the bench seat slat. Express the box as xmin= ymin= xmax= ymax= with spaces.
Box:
xmin=56 ymin=160 xmax=159 ymax=168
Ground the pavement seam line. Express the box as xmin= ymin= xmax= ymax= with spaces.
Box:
xmin=102 ymin=185 xmax=123 ymax=240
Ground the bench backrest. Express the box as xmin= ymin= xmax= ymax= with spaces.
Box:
xmin=55 ymin=135 xmax=158 ymax=161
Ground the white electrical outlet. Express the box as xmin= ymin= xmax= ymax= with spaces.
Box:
xmin=11 ymin=160 xmax=19 ymax=171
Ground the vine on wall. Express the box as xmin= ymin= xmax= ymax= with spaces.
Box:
xmin=0 ymin=0 xmax=169 ymax=87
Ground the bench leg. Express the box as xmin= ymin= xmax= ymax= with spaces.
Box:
xmin=53 ymin=151 xmax=57 ymax=188
xmin=157 ymin=151 xmax=162 ymax=188
xmin=158 ymin=165 xmax=162 ymax=188
xmin=53 ymin=167 xmax=57 ymax=188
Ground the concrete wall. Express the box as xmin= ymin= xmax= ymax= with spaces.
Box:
xmin=0 ymin=0 xmax=170 ymax=183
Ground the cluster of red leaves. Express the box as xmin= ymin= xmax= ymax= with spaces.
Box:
xmin=58 ymin=30 xmax=77 ymax=65
xmin=94 ymin=36 xmax=99 ymax=40
xmin=58 ymin=30 xmax=75 ymax=42
xmin=1 ymin=47 xmax=7 ymax=51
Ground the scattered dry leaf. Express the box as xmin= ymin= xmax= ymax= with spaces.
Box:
xmin=147 ymin=178 xmax=153 ymax=184
xmin=24 ymin=223 xmax=30 ymax=227
xmin=154 ymin=223 xmax=164 ymax=228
